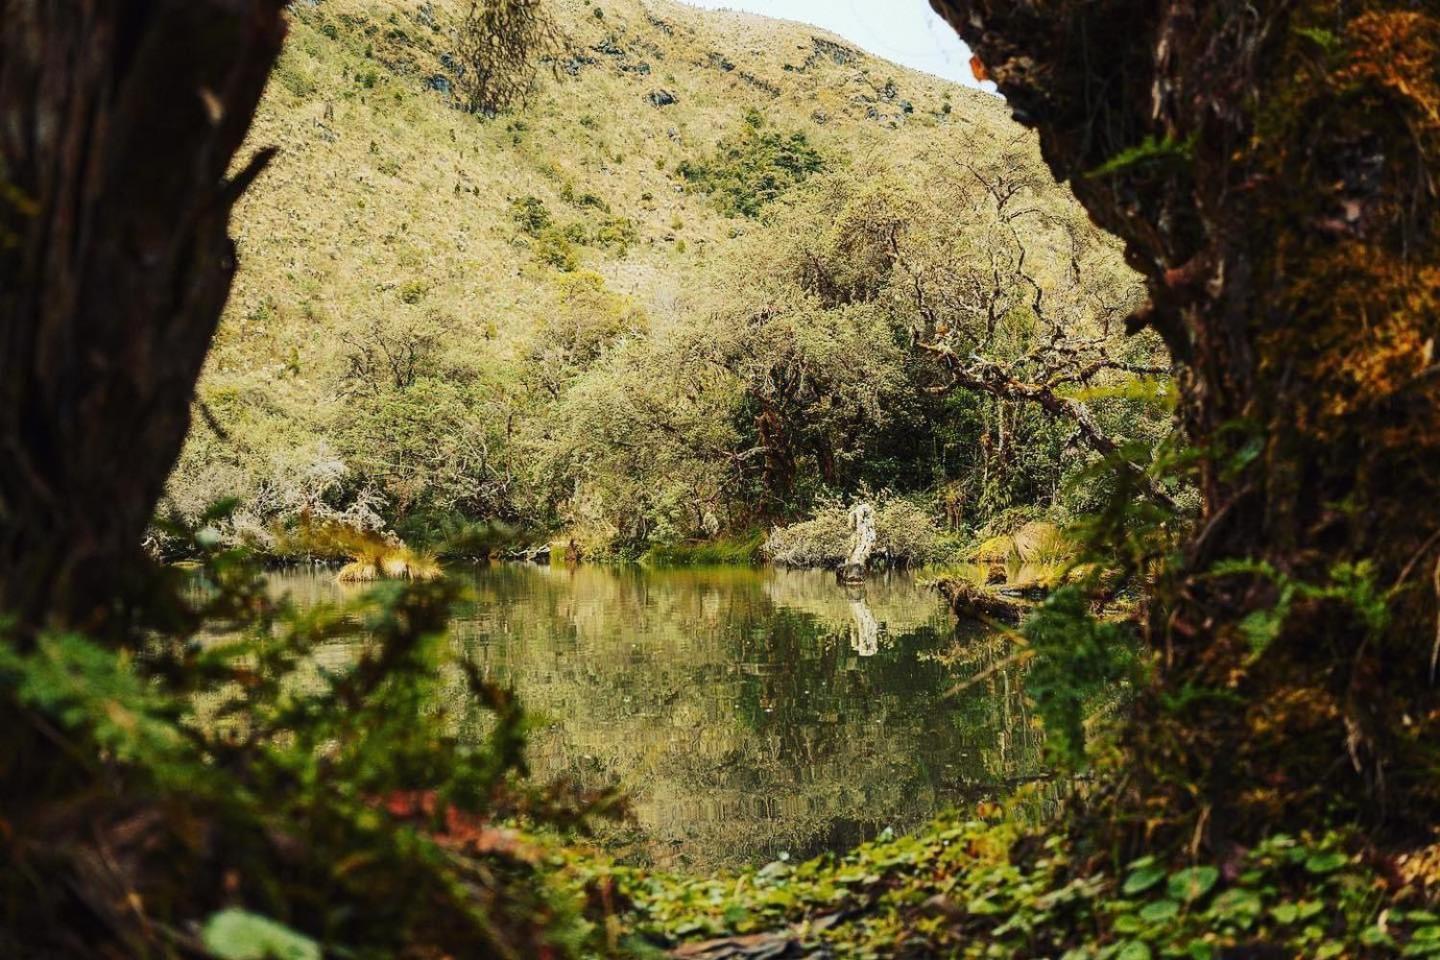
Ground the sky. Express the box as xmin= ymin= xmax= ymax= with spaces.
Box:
xmin=675 ymin=0 xmax=992 ymax=91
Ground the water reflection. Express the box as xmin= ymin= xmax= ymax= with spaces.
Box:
xmin=844 ymin=583 xmax=883 ymax=656
xmin=268 ymin=564 xmax=1045 ymax=872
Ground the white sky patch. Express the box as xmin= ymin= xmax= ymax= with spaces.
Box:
xmin=674 ymin=0 xmax=996 ymax=92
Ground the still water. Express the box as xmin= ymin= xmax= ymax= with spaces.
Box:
xmin=271 ymin=563 xmax=1043 ymax=872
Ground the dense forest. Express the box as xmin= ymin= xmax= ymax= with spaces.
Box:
xmin=2 ymin=0 xmax=1438 ymax=958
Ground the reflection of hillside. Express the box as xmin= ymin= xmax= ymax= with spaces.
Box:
xmin=269 ymin=564 xmax=1046 ymax=874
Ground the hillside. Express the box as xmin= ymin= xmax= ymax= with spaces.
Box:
xmin=169 ymin=0 xmax=1151 ymax=557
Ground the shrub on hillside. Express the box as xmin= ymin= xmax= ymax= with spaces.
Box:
xmin=679 ymin=112 xmax=825 ymax=218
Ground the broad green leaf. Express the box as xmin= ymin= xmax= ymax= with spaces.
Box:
xmin=1270 ymin=903 xmax=1299 ymax=924
xmin=1117 ymin=941 xmax=1152 ymax=960
xmin=202 ymin=909 xmax=319 ymax=960
xmin=1304 ymin=851 xmax=1348 ymax=875
xmin=1167 ymin=866 xmax=1219 ymax=903
xmin=1124 ymin=864 xmax=1166 ymax=895
xmin=1139 ymin=899 xmax=1179 ymax=923
xmin=1209 ymin=888 xmax=1263 ymax=920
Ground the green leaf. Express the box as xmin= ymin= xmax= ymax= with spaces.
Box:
xmin=202 ymin=909 xmax=320 ymax=960
xmin=1209 ymin=888 xmax=1263 ymax=920
xmin=1139 ymin=899 xmax=1179 ymax=923
xmin=1304 ymin=851 xmax=1348 ymax=875
xmin=966 ymin=896 xmax=1004 ymax=916
xmin=1270 ymin=903 xmax=1299 ymax=924
xmin=1117 ymin=941 xmax=1152 ymax=960
xmin=1124 ymin=864 xmax=1167 ymax=895
xmin=1167 ymin=866 xmax=1219 ymax=903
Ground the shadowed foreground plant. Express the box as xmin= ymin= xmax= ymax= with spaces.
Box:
xmin=0 ymin=511 xmax=625 ymax=958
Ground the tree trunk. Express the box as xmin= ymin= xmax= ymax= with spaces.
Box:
xmin=0 ymin=1 xmax=287 ymax=637
xmin=932 ymin=0 xmax=1440 ymax=842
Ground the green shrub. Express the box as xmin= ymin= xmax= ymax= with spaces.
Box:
xmin=398 ymin=278 xmax=429 ymax=304
xmin=0 ymin=510 xmax=624 ymax=957
xmin=510 ymin=194 xmax=552 ymax=235
xmin=678 ymin=114 xmax=825 ymax=218
xmin=534 ymin=228 xmax=580 ymax=270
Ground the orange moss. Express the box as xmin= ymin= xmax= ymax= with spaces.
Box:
xmin=1335 ymin=11 xmax=1440 ymax=129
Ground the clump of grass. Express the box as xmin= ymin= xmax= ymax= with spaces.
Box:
xmin=276 ymin=520 xmax=443 ymax=582
xmin=335 ymin=535 xmax=442 ymax=583
xmin=642 ymin=529 xmax=765 ymax=566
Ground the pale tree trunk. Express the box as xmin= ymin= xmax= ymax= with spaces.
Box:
xmin=839 ymin=502 xmax=876 ymax=582
xmin=0 ymin=1 xmax=288 ymax=638
xmin=931 ymin=0 xmax=1440 ymax=843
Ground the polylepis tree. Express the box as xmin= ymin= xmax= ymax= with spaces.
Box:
xmin=932 ymin=0 xmax=1440 ymax=845
xmin=0 ymin=1 xmax=287 ymax=638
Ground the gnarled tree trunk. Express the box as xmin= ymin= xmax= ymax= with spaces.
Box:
xmin=0 ymin=1 xmax=287 ymax=637
xmin=933 ymin=0 xmax=1440 ymax=843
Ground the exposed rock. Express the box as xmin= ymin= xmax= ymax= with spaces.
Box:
xmin=593 ymin=36 xmax=625 ymax=57
xmin=561 ymin=53 xmax=598 ymax=77
xmin=647 ymin=89 xmax=679 ymax=107
xmin=810 ymin=36 xmax=861 ymax=66
xmin=739 ymin=71 xmax=779 ymax=97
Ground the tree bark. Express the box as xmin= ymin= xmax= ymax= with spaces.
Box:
xmin=0 ymin=1 xmax=288 ymax=637
xmin=932 ymin=0 xmax=1440 ymax=842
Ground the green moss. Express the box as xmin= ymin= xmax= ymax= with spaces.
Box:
xmin=1084 ymin=134 xmax=1195 ymax=179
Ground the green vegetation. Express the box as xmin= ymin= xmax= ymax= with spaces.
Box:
xmin=611 ymin=811 xmax=1425 ymax=958
xmin=641 ymin=529 xmax=765 ymax=566
xmin=678 ymin=110 xmax=826 ymax=218
xmin=1 ymin=515 xmax=624 ymax=957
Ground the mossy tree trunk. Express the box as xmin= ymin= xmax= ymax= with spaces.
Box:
xmin=932 ymin=0 xmax=1440 ymax=842
xmin=0 ymin=1 xmax=287 ymax=637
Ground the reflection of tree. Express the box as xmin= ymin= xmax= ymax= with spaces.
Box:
xmin=273 ymin=565 xmax=1048 ymax=873
xmin=844 ymin=583 xmax=883 ymax=657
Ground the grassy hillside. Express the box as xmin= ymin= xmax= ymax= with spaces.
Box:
xmin=169 ymin=0 xmax=1154 ymax=558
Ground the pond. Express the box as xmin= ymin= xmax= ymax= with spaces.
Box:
xmin=270 ymin=563 xmax=1045 ymax=873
